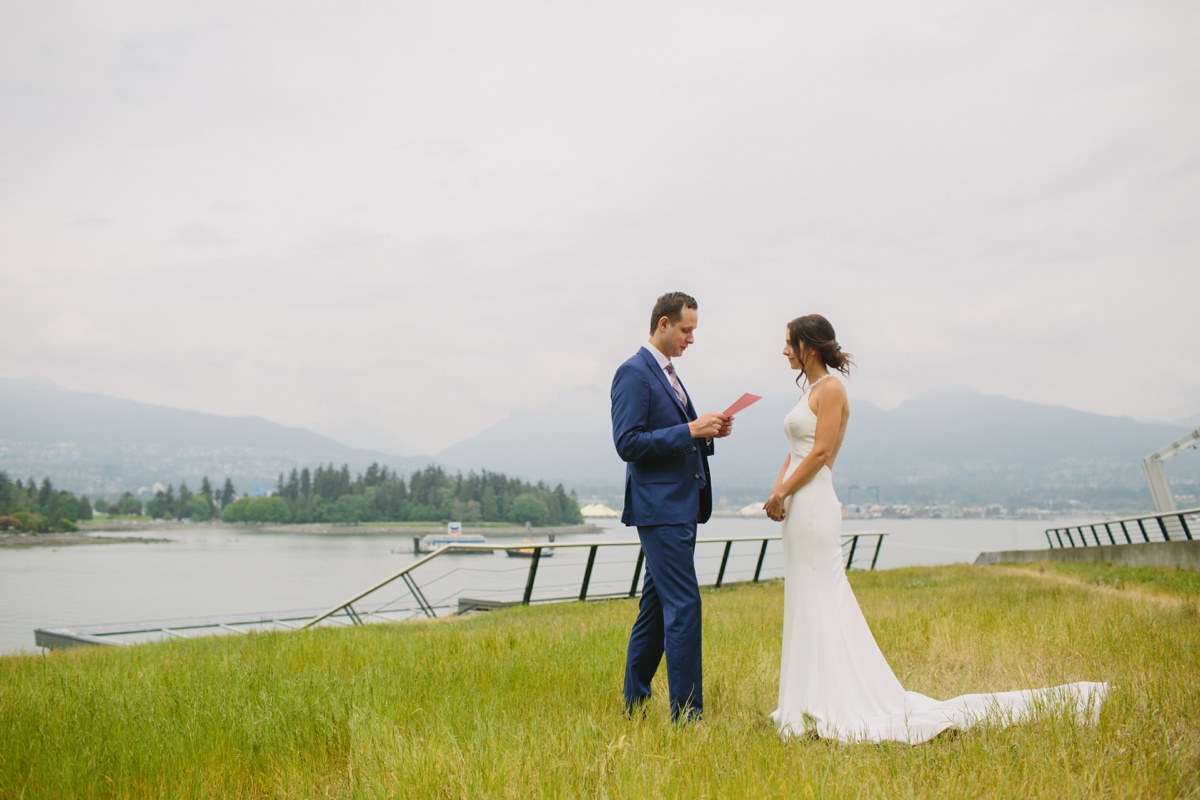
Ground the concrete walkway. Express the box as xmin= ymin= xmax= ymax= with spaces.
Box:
xmin=976 ymin=539 xmax=1200 ymax=569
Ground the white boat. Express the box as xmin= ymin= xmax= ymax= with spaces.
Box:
xmin=418 ymin=532 xmax=492 ymax=553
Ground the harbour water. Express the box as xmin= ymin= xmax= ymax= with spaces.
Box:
xmin=0 ymin=516 xmax=1084 ymax=657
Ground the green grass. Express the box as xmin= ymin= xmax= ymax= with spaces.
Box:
xmin=1020 ymin=560 xmax=1200 ymax=598
xmin=2 ymin=562 xmax=1198 ymax=799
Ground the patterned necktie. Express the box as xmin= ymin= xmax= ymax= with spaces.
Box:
xmin=665 ymin=363 xmax=687 ymax=406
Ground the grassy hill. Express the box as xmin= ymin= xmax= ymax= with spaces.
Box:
xmin=2 ymin=562 xmax=1198 ymax=798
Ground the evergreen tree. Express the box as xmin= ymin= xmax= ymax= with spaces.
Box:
xmin=220 ymin=479 xmax=236 ymax=509
xmin=364 ymin=463 xmax=382 ymax=487
xmin=38 ymin=478 xmax=54 ymax=513
xmin=177 ymin=483 xmax=193 ymax=520
xmin=481 ymin=487 xmax=499 ymax=520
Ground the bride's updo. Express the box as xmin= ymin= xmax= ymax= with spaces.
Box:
xmin=787 ymin=314 xmax=854 ymax=385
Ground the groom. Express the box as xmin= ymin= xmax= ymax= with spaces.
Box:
xmin=610 ymin=291 xmax=732 ymax=723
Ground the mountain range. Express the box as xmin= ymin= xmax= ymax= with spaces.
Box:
xmin=2 ymin=376 xmax=1197 ymax=509
xmin=437 ymin=385 xmax=1200 ymax=510
xmin=0 ymin=377 xmax=431 ymax=496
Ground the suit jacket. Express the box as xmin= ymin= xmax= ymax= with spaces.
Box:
xmin=611 ymin=347 xmax=714 ymax=527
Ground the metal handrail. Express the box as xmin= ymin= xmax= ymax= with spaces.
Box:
xmin=302 ymin=531 xmax=888 ymax=629
xmin=31 ymin=531 xmax=889 ymax=649
xmin=1044 ymin=506 xmax=1198 ymax=548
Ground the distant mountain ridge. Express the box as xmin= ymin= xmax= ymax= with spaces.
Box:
xmin=436 ymin=385 xmax=623 ymax=495
xmin=437 ymin=385 xmax=1200 ymax=510
xmin=0 ymin=377 xmax=431 ymax=495
xmin=1175 ymin=411 xmax=1200 ymax=428
xmin=2 ymin=377 xmax=1196 ymax=509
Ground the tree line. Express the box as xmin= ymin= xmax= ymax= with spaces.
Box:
xmin=0 ymin=464 xmax=584 ymax=531
xmin=0 ymin=470 xmax=222 ymax=532
xmin=143 ymin=477 xmax=237 ymax=521
xmin=221 ymin=464 xmax=583 ymax=526
xmin=0 ymin=472 xmax=96 ymax=532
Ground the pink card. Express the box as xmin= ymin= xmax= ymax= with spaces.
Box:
xmin=723 ymin=393 xmax=762 ymax=417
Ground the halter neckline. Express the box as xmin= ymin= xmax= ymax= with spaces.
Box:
xmin=806 ymin=373 xmax=834 ymax=393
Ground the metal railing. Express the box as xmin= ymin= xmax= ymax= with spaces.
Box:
xmin=303 ymin=531 xmax=887 ymax=629
xmin=34 ymin=531 xmax=887 ymax=648
xmin=1045 ymin=507 xmax=1198 ymax=548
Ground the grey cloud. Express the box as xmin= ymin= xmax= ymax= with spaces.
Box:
xmin=1 ymin=1 xmax=1198 ymax=453
xmin=168 ymin=225 xmax=234 ymax=248
xmin=68 ymin=213 xmax=114 ymax=228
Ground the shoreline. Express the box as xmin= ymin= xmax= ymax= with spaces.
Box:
xmin=5 ymin=521 xmax=605 ymax=549
xmin=77 ymin=520 xmax=604 ymax=537
xmin=0 ymin=532 xmax=171 ymax=549
xmin=246 ymin=522 xmax=605 ymax=537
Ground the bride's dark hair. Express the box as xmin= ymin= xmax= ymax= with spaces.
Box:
xmin=788 ymin=314 xmax=854 ymax=389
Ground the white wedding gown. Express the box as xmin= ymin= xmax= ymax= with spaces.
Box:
xmin=769 ymin=393 xmax=1107 ymax=744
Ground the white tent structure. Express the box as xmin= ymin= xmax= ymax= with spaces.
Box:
xmin=580 ymin=502 xmax=620 ymax=518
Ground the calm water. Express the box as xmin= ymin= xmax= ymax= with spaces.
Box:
xmin=0 ymin=516 xmax=1077 ymax=656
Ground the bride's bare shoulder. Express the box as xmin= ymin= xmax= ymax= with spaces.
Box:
xmin=821 ymin=377 xmax=848 ymax=402
xmin=823 ymin=378 xmax=849 ymax=421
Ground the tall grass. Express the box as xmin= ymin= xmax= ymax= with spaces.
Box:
xmin=2 ymin=562 xmax=1197 ymax=798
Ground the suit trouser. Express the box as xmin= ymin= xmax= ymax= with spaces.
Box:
xmin=624 ymin=522 xmax=703 ymax=721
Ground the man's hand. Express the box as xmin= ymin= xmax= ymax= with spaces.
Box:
xmin=689 ymin=412 xmax=727 ymax=440
xmin=715 ymin=415 xmax=734 ymax=438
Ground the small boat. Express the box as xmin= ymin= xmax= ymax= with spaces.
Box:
xmin=505 ymin=539 xmax=554 ymax=558
xmin=418 ymin=532 xmax=492 ymax=554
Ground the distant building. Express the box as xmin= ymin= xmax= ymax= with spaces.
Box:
xmin=580 ymin=502 xmax=620 ymax=518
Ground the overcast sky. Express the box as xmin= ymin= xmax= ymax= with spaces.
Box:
xmin=2 ymin=1 xmax=1198 ymax=455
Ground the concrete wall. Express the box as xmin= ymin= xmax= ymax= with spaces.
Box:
xmin=975 ymin=539 xmax=1200 ymax=570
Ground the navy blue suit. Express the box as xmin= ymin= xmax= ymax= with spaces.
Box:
xmin=611 ymin=346 xmax=714 ymax=721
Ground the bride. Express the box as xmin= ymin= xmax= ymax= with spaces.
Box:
xmin=763 ymin=314 xmax=1106 ymax=744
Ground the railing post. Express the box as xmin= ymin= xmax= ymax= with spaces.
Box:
xmin=754 ymin=539 xmax=769 ymax=582
xmin=870 ymin=534 xmax=884 ymax=571
xmin=522 ymin=548 xmax=543 ymax=605
xmin=1137 ymin=518 xmax=1150 ymax=542
xmin=1119 ymin=521 xmax=1132 ymax=544
xmin=402 ymin=573 xmax=436 ymax=618
xmin=579 ymin=546 xmax=598 ymax=601
xmin=1089 ymin=525 xmax=1101 ymax=546
xmin=715 ymin=541 xmax=733 ymax=588
xmin=1157 ymin=516 xmax=1172 ymax=542
xmin=1046 ymin=530 xmax=1054 ymax=548
xmin=1180 ymin=513 xmax=1193 ymax=541
xmin=1103 ymin=523 xmax=1116 ymax=545
xmin=845 ymin=534 xmax=860 ymax=570
xmin=629 ymin=548 xmax=644 ymax=597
